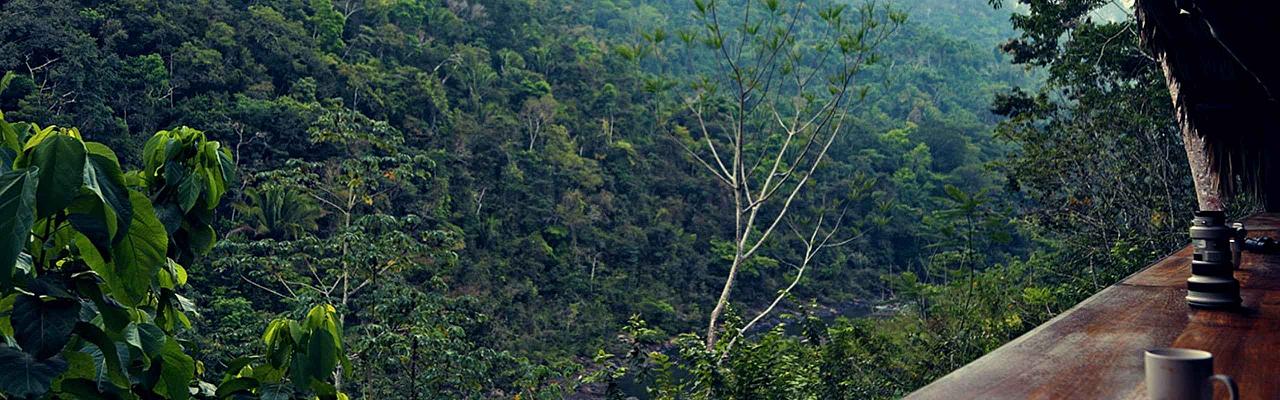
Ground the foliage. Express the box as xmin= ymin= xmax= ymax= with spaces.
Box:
xmin=592 ymin=188 xmax=1048 ymax=399
xmin=0 ymin=0 xmax=1203 ymax=397
xmin=216 ymin=304 xmax=350 ymax=399
xmin=232 ymin=187 xmax=323 ymax=240
xmin=669 ymin=0 xmax=905 ymax=349
xmin=0 ymin=109 xmax=220 ymax=398
xmin=0 ymin=85 xmax=354 ymax=398
xmin=0 ymin=0 xmax=1029 ymax=367
xmin=987 ymin=0 xmax=1221 ymax=287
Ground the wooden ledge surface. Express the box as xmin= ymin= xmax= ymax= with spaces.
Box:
xmin=906 ymin=213 xmax=1280 ymax=400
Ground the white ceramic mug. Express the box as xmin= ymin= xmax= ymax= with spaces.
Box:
xmin=1144 ymin=348 xmax=1238 ymax=400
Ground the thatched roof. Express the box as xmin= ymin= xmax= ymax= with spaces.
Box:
xmin=1135 ymin=0 xmax=1280 ymax=209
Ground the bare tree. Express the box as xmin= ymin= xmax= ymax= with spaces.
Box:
xmin=722 ymin=205 xmax=861 ymax=356
xmin=520 ymin=94 xmax=559 ymax=150
xmin=673 ymin=0 xmax=901 ymax=349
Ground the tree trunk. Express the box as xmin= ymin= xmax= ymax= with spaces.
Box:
xmin=1137 ymin=0 xmax=1225 ymax=211
xmin=1162 ymin=62 xmax=1224 ymax=212
xmin=1137 ymin=0 xmax=1280 ymax=211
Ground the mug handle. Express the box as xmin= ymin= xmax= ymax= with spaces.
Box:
xmin=1208 ymin=374 xmax=1238 ymax=400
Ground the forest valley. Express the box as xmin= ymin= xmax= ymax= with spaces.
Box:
xmin=0 ymin=0 xmax=1232 ymax=398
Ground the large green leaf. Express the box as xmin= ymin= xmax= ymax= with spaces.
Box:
xmin=214 ymin=377 xmax=258 ymax=398
xmin=83 ymin=141 xmax=120 ymax=164
xmin=303 ymin=304 xmax=342 ymax=341
xmin=176 ymin=171 xmax=202 ymax=212
xmin=58 ymin=348 xmax=97 ymax=382
xmin=141 ymin=133 xmax=172 ymax=180
xmin=305 ymin=329 xmax=339 ymax=382
xmin=0 ymin=346 xmax=68 ymax=397
xmin=70 ymin=147 xmax=135 ymax=258
xmin=0 ymin=294 xmax=14 ymax=338
xmin=124 ymin=321 xmax=165 ymax=370
xmin=11 ymin=294 xmax=78 ymax=360
xmin=57 ymin=378 xmax=130 ymax=400
xmin=72 ymin=322 xmax=128 ymax=388
xmin=198 ymin=141 xmax=231 ymax=207
xmin=0 ymin=117 xmax=21 ymax=153
xmin=67 ymin=194 xmax=117 ymax=258
xmin=71 ymin=246 xmax=130 ymax=332
xmin=154 ymin=337 xmax=194 ymax=400
xmin=110 ymin=191 xmax=169 ymax=306
xmin=0 ymin=168 xmax=37 ymax=288
xmin=0 ymin=117 xmax=29 ymax=154
xmin=26 ymin=135 xmax=87 ymax=219
xmin=20 ymin=125 xmax=55 ymax=153
xmin=83 ymin=145 xmax=133 ymax=241
xmin=0 ymin=148 xmax=13 ymax=172
xmin=308 ymin=380 xmax=340 ymax=400
xmin=215 ymin=146 xmax=235 ymax=205
xmin=261 ymin=319 xmax=301 ymax=369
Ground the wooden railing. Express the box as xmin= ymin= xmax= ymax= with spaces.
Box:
xmin=905 ymin=213 xmax=1280 ymax=399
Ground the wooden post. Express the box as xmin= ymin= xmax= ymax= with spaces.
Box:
xmin=1176 ymin=108 xmax=1225 ymax=212
xmin=1136 ymin=0 xmax=1243 ymax=308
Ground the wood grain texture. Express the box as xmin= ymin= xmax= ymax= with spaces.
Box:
xmin=906 ymin=214 xmax=1280 ymax=400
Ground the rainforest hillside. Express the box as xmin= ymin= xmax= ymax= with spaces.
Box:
xmin=0 ymin=0 xmax=1203 ymax=398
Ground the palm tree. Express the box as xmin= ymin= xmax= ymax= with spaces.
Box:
xmin=232 ymin=187 xmax=323 ymax=240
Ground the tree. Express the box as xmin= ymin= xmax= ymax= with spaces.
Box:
xmin=0 ymin=0 xmax=1059 ymax=396
xmin=308 ymin=0 xmax=347 ymax=54
xmin=673 ymin=0 xmax=903 ymax=349
xmin=453 ymin=45 xmax=497 ymax=112
xmin=0 ymin=73 xmax=347 ymax=398
xmin=0 ymin=108 xmax=318 ymax=399
xmin=0 ymin=116 xmax=228 ymax=398
xmin=224 ymin=154 xmax=455 ymax=309
xmin=519 ymin=94 xmax=559 ymax=150
xmin=1131 ymin=0 xmax=1280 ymax=211
xmin=218 ymin=304 xmax=352 ymax=399
xmin=988 ymin=0 xmax=1203 ymax=286
xmin=232 ymin=186 xmax=324 ymax=240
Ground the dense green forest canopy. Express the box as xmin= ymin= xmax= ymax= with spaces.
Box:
xmin=0 ymin=0 xmax=1210 ymax=398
